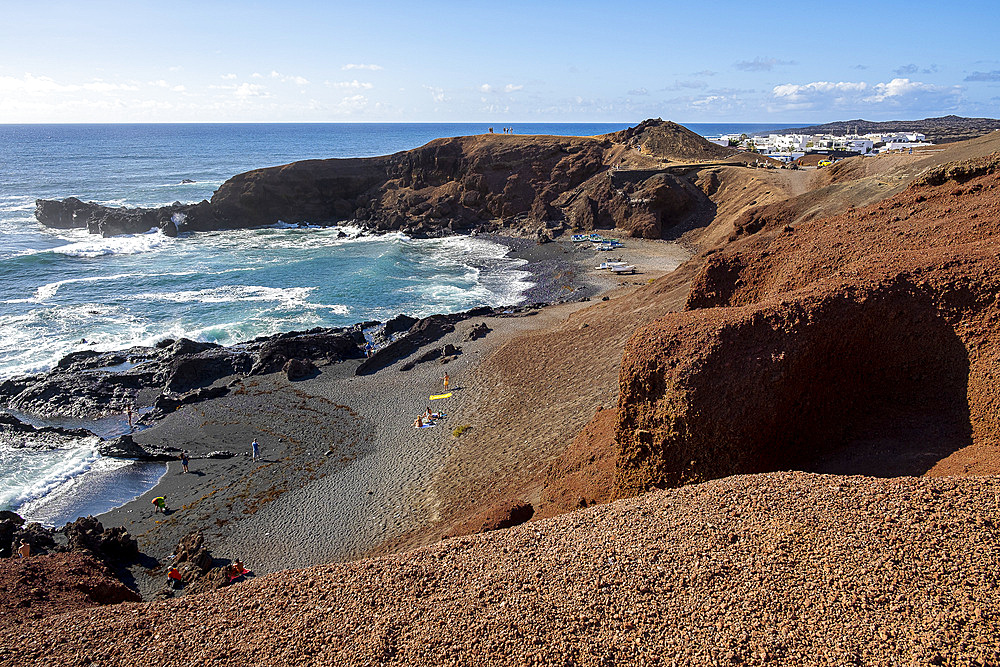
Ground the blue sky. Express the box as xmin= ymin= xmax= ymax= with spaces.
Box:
xmin=1 ymin=0 xmax=998 ymax=123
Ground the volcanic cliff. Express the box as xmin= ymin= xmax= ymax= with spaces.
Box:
xmin=34 ymin=120 xmax=743 ymax=239
xmin=614 ymin=145 xmax=1000 ymax=496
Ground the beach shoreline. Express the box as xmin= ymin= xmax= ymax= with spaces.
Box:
xmin=2 ymin=230 xmax=600 ymax=524
xmin=76 ymin=232 xmax=688 ymax=598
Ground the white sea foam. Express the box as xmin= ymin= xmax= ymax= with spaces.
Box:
xmin=0 ymin=198 xmax=35 ymax=213
xmin=155 ymin=180 xmax=225 ymax=188
xmin=139 ymin=285 xmax=316 ymax=304
xmin=270 ymin=221 xmax=324 ymax=230
xmin=0 ymin=438 xmax=102 ymax=512
xmin=11 ymin=453 xmax=164 ymax=527
xmin=305 ymin=303 xmax=351 ymax=314
xmin=50 ymin=229 xmax=171 ymax=258
xmin=91 ymin=198 xmax=128 ymax=207
xmin=0 ymin=303 xmax=152 ymax=378
xmin=31 ymin=272 xmax=174 ymax=302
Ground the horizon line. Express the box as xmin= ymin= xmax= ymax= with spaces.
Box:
xmin=0 ymin=120 xmax=822 ymax=126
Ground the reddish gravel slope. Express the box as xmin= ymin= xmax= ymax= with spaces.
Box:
xmin=2 ymin=473 xmax=997 ymax=666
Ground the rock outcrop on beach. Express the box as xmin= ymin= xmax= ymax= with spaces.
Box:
xmin=0 ymin=325 xmax=369 ymax=419
xmin=0 ymin=513 xmax=138 ymax=562
xmin=0 ymin=552 xmax=141 ymax=630
xmin=0 ymin=306 xmax=536 ymax=423
xmin=613 ymin=151 xmax=1000 ymax=495
xmin=35 ymin=120 xmax=742 ymax=240
xmin=33 ymin=196 xmax=186 ymax=237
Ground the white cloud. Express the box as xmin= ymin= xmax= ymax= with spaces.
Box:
xmin=735 ymin=57 xmax=796 ymax=72
xmin=479 ymin=83 xmax=522 ymax=94
xmin=691 ymin=95 xmax=724 ymax=107
xmin=251 ymin=72 xmax=263 ymax=78
xmin=424 ymin=85 xmax=446 ymax=103
xmin=342 ymin=63 xmax=383 ymax=71
xmin=83 ymin=81 xmax=139 ymax=93
xmin=336 ymin=94 xmax=369 ymax=111
xmin=268 ymin=71 xmax=310 ymax=85
xmin=770 ymin=78 xmax=962 ymax=110
xmin=864 ymin=78 xmax=944 ymax=102
xmin=0 ymin=73 xmax=139 ymax=95
xmin=234 ymin=83 xmax=267 ymax=99
xmin=171 ymin=85 xmax=186 ymax=93
xmin=772 ymin=80 xmax=868 ymax=100
xmin=328 ymin=79 xmax=373 ymax=90
xmin=221 ymin=73 xmax=237 ymax=80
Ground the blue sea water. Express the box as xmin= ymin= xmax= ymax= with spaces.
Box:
xmin=0 ymin=121 xmax=794 ymax=525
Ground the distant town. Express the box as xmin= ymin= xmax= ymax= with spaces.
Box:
xmin=709 ymin=129 xmax=933 ymax=164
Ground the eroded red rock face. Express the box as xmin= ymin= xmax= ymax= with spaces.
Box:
xmin=614 ymin=153 xmax=1000 ymax=496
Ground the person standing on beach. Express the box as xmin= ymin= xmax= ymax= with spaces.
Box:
xmin=180 ymin=451 xmax=189 ymax=473
xmin=126 ymin=405 xmax=134 ymax=431
xmin=251 ymin=439 xmax=260 ymax=462
xmin=441 ymin=372 xmax=449 ymax=389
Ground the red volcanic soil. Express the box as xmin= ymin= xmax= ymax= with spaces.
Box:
xmin=0 ymin=553 xmax=140 ymax=630
xmin=615 ymin=151 xmax=1000 ymax=495
xmin=2 ymin=473 xmax=997 ymax=666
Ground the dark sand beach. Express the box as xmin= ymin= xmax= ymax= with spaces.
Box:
xmin=96 ymin=234 xmax=690 ymax=598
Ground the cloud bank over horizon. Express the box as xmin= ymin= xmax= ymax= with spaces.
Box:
xmin=0 ymin=0 xmax=997 ymax=123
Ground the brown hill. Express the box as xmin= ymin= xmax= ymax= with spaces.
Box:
xmin=607 ymin=118 xmax=739 ymax=162
xmin=388 ymin=132 xmax=1000 ymax=549
xmin=10 ymin=127 xmax=1000 ymax=666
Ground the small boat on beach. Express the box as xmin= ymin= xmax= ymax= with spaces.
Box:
xmin=610 ymin=264 xmax=636 ymax=274
xmin=596 ymin=261 xmax=629 ymax=270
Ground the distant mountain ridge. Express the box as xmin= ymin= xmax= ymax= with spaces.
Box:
xmin=757 ymin=114 xmax=1000 ymax=143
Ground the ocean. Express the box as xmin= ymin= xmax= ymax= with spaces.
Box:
xmin=0 ymin=121 xmax=796 ymax=526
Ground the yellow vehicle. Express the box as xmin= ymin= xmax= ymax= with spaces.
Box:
xmin=817 ymin=160 xmax=833 ymax=167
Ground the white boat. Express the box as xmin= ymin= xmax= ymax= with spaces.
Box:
xmin=610 ymin=265 xmax=636 ymax=274
xmin=596 ymin=261 xmax=629 ymax=270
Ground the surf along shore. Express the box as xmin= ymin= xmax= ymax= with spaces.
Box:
xmin=88 ymin=233 xmax=689 ymax=598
